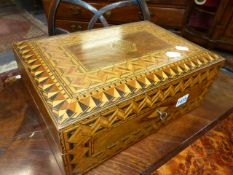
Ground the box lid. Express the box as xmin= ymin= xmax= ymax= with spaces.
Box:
xmin=13 ymin=21 xmax=223 ymax=129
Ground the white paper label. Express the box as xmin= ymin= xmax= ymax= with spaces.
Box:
xmin=176 ymin=94 xmax=189 ymax=107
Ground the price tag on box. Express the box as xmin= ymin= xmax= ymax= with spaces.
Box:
xmin=176 ymin=94 xmax=189 ymax=107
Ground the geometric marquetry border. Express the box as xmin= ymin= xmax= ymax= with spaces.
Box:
xmin=61 ymin=64 xmax=222 ymax=175
xmin=13 ymin=40 xmax=224 ymax=128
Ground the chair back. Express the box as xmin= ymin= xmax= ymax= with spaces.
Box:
xmin=47 ymin=0 xmax=150 ymax=36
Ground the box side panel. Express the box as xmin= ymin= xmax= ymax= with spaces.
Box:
xmin=13 ymin=47 xmax=66 ymax=174
xmin=61 ymin=62 xmax=223 ymax=174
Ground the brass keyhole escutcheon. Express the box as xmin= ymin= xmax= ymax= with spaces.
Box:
xmin=105 ymin=11 xmax=112 ymax=18
xmin=70 ymin=7 xmax=82 ymax=15
xmin=157 ymin=110 xmax=168 ymax=121
xmin=70 ymin=24 xmax=82 ymax=31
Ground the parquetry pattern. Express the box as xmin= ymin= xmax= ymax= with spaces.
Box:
xmin=14 ymin=39 xmax=223 ymax=128
xmin=13 ymin=21 xmax=224 ymax=175
xmin=13 ymin=22 xmax=224 ymax=128
xmin=61 ymin=65 xmax=221 ymax=174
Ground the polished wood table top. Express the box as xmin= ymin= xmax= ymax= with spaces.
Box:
xmin=0 ymin=72 xmax=232 ymax=175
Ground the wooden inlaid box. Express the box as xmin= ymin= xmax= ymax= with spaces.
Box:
xmin=13 ymin=21 xmax=224 ymax=175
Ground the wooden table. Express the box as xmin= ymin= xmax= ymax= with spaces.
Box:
xmin=0 ymin=72 xmax=232 ymax=175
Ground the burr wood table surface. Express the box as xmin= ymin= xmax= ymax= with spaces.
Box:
xmin=0 ymin=72 xmax=232 ymax=175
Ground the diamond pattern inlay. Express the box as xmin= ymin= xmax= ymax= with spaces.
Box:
xmin=13 ymin=22 xmax=224 ymax=128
